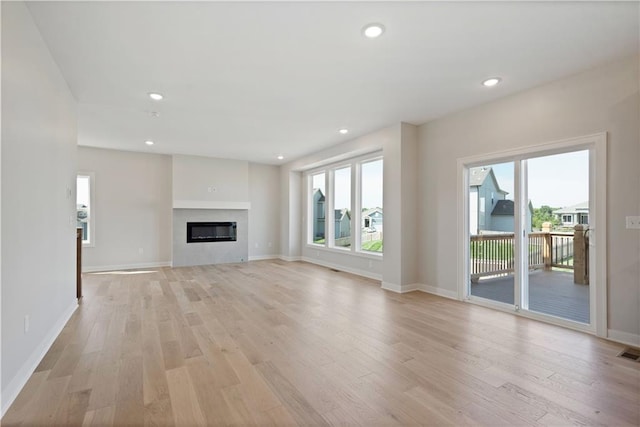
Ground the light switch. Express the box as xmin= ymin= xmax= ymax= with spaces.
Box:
xmin=626 ymin=216 xmax=640 ymax=229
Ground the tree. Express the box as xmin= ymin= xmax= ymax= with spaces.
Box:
xmin=532 ymin=205 xmax=560 ymax=230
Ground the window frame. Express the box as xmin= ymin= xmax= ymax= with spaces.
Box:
xmin=77 ymin=171 xmax=95 ymax=247
xmin=305 ymin=151 xmax=383 ymax=257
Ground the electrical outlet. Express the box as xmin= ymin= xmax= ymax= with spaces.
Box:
xmin=138 ymin=247 xmax=144 ymax=254
xmin=626 ymin=216 xmax=640 ymax=229
xmin=24 ymin=315 xmax=29 ymax=333
xmin=255 ymin=243 xmax=259 ymax=248
xmin=207 ymin=186 xmax=217 ymax=193
xmin=268 ymin=242 xmax=272 ymax=248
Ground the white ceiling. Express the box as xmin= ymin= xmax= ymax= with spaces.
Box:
xmin=27 ymin=1 xmax=639 ymax=164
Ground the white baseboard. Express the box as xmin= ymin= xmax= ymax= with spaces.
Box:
xmin=1 ymin=301 xmax=78 ymax=417
xmin=83 ymin=261 xmax=171 ymax=273
xmin=607 ymin=329 xmax=640 ymax=347
xmin=248 ymin=255 xmax=280 ymax=261
xmin=417 ymin=283 xmax=459 ymax=300
xmin=381 ymin=282 xmax=420 ymax=293
xmin=279 ymin=255 xmax=302 ymax=262
xmin=301 ymin=257 xmax=382 ymax=281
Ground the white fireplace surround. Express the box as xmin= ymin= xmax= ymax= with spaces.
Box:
xmin=172 ymin=208 xmax=248 ymax=267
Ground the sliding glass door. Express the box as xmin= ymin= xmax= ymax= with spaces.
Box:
xmin=466 ymin=148 xmax=593 ymax=326
xmin=525 ymin=151 xmax=590 ymax=323
xmin=468 ymin=161 xmax=516 ymax=306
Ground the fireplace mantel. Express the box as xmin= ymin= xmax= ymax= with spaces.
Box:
xmin=173 ymin=200 xmax=251 ymax=210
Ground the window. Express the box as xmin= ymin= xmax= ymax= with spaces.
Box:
xmin=311 ymin=172 xmax=326 ymax=244
xmin=306 ymin=153 xmax=383 ymax=254
xmin=333 ymin=166 xmax=351 ymax=249
xmin=77 ymin=173 xmax=94 ymax=245
xmin=562 ymin=214 xmax=572 ymax=223
xmin=360 ymin=159 xmax=383 ymax=253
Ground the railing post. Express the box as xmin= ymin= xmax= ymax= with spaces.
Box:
xmin=574 ymin=224 xmax=589 ymax=285
xmin=542 ymin=222 xmax=552 ymax=270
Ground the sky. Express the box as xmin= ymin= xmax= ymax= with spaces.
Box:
xmin=77 ymin=176 xmax=90 ymax=206
xmin=314 ymin=150 xmax=587 ymax=213
xmin=489 ymin=150 xmax=589 ymax=208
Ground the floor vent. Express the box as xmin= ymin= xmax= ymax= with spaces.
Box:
xmin=617 ymin=348 xmax=640 ymax=362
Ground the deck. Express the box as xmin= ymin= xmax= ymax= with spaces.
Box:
xmin=471 ymin=269 xmax=590 ymax=323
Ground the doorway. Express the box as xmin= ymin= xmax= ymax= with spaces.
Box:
xmin=458 ymin=134 xmax=607 ymax=335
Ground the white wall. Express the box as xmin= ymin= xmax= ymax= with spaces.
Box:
xmin=1 ymin=1 xmax=78 ymax=413
xmin=418 ymin=56 xmax=640 ymax=340
xmin=173 ymin=154 xmax=249 ymax=206
xmin=77 ymin=147 xmax=173 ymax=271
xmin=248 ymin=163 xmax=280 ymax=259
xmin=77 ymin=148 xmax=279 ymax=268
xmin=279 ymin=170 xmax=302 ymax=261
xmin=400 ymin=123 xmax=419 ymax=286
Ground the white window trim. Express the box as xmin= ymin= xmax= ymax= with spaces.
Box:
xmin=456 ymin=132 xmax=607 ymax=338
xmin=77 ymin=171 xmax=95 ymax=248
xmin=304 ymin=151 xmax=383 ymax=257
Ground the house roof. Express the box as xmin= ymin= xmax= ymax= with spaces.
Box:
xmin=469 ymin=167 xmax=491 ymax=187
xmin=491 ymin=199 xmax=534 ymax=216
xmin=362 ymin=207 xmax=383 ymax=218
xmin=554 ymin=201 xmax=589 ymax=214
xmin=491 ymin=199 xmax=514 ymax=216
xmin=335 ymin=209 xmax=350 ymax=221
xmin=469 ymin=167 xmax=508 ymax=194
xmin=313 ymin=188 xmax=325 ymax=202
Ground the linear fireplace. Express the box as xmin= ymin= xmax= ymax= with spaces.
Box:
xmin=187 ymin=221 xmax=237 ymax=243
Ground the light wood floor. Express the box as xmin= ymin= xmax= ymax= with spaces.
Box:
xmin=3 ymin=260 xmax=639 ymax=426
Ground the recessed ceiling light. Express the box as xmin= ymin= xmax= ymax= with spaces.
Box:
xmin=482 ymin=77 xmax=501 ymax=87
xmin=148 ymin=92 xmax=164 ymax=101
xmin=277 ymin=155 xmax=284 ymax=160
xmin=145 ymin=140 xmax=154 ymax=146
xmin=339 ymin=128 xmax=349 ymax=135
xmin=362 ymin=23 xmax=385 ymax=39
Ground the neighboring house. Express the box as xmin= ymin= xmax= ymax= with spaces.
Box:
xmin=469 ymin=166 xmax=532 ymax=234
xmin=313 ymin=188 xmax=352 ymax=240
xmin=76 ymin=203 xmax=89 ymax=241
xmin=312 ymin=188 xmax=326 ymax=239
xmin=335 ymin=209 xmax=351 ymax=238
xmin=469 ymin=167 xmax=509 ymax=234
xmin=362 ymin=207 xmax=383 ymax=232
xmin=554 ymin=201 xmax=589 ymax=226
xmin=491 ymin=199 xmax=534 ymax=233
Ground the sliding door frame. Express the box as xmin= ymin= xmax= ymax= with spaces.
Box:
xmin=457 ymin=133 xmax=607 ymax=337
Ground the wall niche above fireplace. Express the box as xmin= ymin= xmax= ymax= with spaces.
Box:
xmin=187 ymin=221 xmax=237 ymax=243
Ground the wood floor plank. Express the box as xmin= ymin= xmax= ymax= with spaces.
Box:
xmin=143 ymin=397 xmax=174 ymax=426
xmin=82 ymin=405 xmax=115 ymax=427
xmin=185 ymin=360 xmax=236 ymax=425
xmin=20 ymin=376 xmax=71 ymax=426
xmin=166 ymin=366 xmax=207 ymax=427
xmin=2 ymin=261 xmax=638 ymax=427
xmin=254 ymin=361 xmax=330 ymax=426
xmin=1 ymin=370 xmax=50 ymax=426
xmin=53 ymin=388 xmax=92 ymax=427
